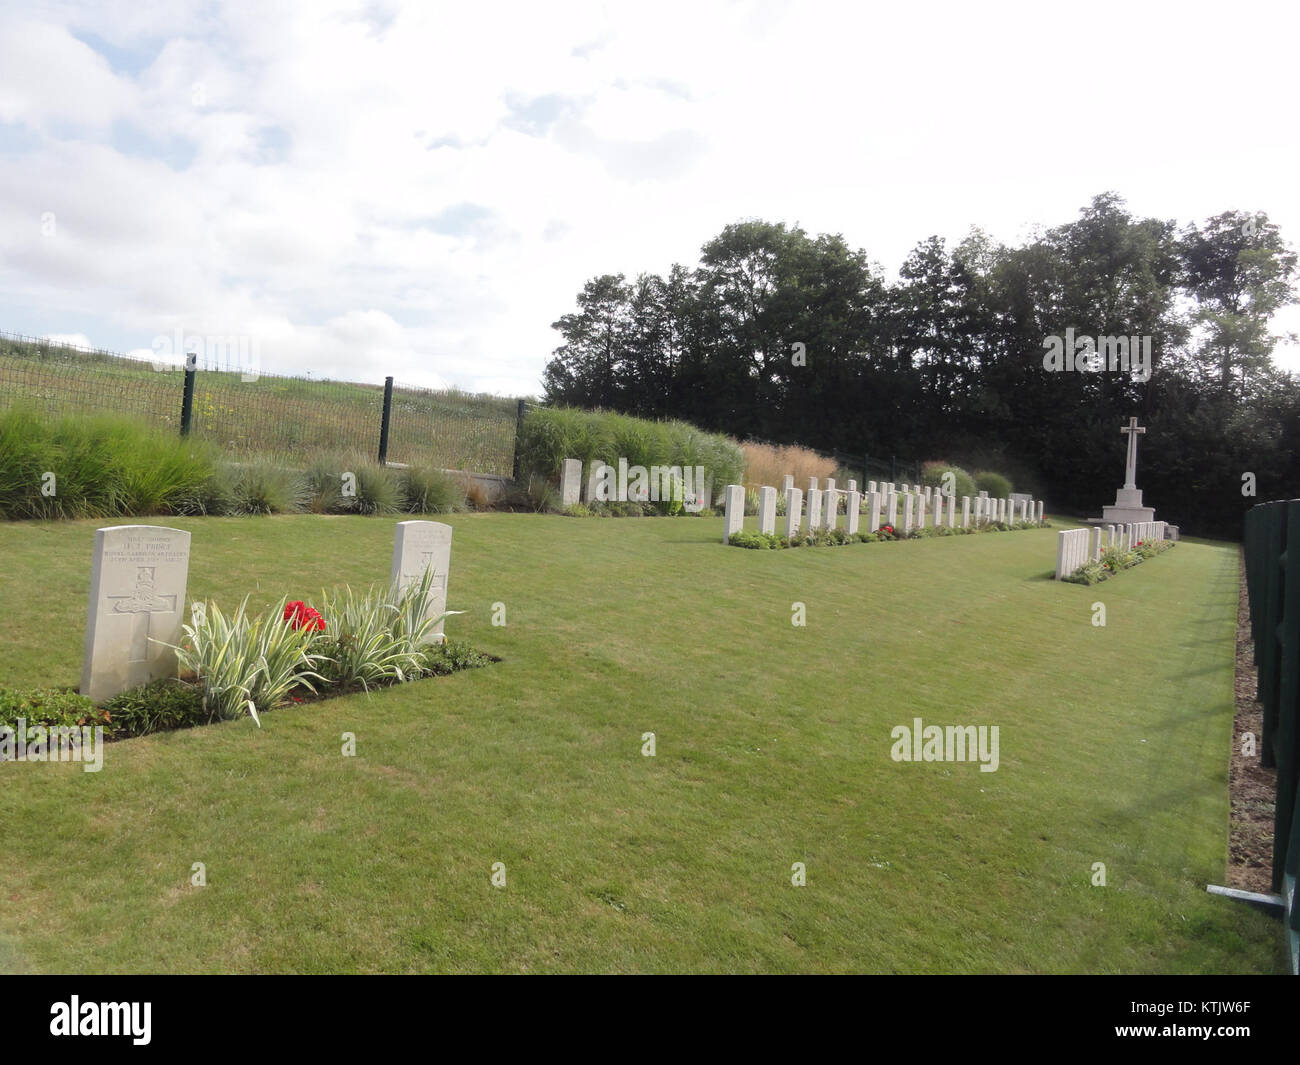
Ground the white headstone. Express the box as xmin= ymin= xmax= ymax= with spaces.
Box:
xmin=785 ymin=488 xmax=803 ymax=538
xmin=887 ymin=491 xmax=898 ymax=527
xmin=917 ymin=493 xmax=927 ymax=529
xmin=392 ymin=520 xmax=453 ymax=644
xmin=808 ymin=476 xmax=819 ymax=493
xmin=759 ymin=486 xmax=777 ymax=535
xmin=867 ymin=491 xmax=881 ymax=532
xmin=81 ymin=525 xmax=191 ymax=704
xmin=903 ymin=493 xmax=914 ymax=533
xmin=722 ymin=485 xmax=745 ymax=542
xmin=824 ymin=488 xmax=838 ymax=530
xmin=847 ymin=479 xmax=857 ymax=494
xmin=783 ymin=474 xmax=794 ymax=492
xmin=961 ymin=496 xmax=970 ymax=528
xmin=807 ymin=488 xmax=824 ymax=530
xmin=846 ymin=490 xmax=860 ymax=535
xmin=560 ymin=458 xmax=583 ymax=506
xmin=584 ymin=461 xmax=605 ymax=503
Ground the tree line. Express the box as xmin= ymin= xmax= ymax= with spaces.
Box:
xmin=542 ymin=193 xmax=1298 ymax=537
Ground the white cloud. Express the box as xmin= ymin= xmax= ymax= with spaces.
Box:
xmin=0 ymin=0 xmax=1297 ymax=389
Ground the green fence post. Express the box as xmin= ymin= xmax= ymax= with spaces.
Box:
xmin=377 ymin=376 xmax=393 ymax=466
xmin=512 ymin=399 xmax=528 ymax=481
xmin=179 ymin=355 xmax=196 ymax=437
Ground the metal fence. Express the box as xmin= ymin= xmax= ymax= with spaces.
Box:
xmin=829 ymin=449 xmax=923 ymax=487
xmin=1242 ymin=498 xmax=1300 ymax=973
xmin=0 ymin=330 xmax=525 ymax=477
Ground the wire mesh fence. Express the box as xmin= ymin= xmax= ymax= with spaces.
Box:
xmin=0 ymin=330 xmax=526 ymax=476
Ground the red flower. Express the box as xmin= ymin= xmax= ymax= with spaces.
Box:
xmin=284 ymin=600 xmax=326 ymax=632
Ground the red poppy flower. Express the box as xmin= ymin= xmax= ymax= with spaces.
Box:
xmin=284 ymin=600 xmax=326 ymax=632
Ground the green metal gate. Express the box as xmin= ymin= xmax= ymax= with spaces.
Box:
xmin=1242 ymin=499 xmax=1300 ymax=973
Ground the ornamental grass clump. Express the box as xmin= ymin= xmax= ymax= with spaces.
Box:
xmin=172 ymin=596 xmax=328 ymax=724
xmin=315 ymin=568 xmax=460 ymax=691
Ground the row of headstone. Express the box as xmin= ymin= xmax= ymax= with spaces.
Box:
xmin=724 ymin=480 xmax=1048 ymax=542
xmin=81 ymin=521 xmax=454 ymax=704
xmin=1053 ymin=520 xmax=1171 ymax=579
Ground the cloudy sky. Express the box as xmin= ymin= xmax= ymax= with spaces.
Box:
xmin=2 ymin=0 xmax=1297 ymax=393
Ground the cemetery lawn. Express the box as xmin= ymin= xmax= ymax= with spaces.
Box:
xmin=0 ymin=515 xmax=1283 ymax=974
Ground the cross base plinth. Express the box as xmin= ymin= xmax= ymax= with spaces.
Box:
xmin=1098 ymin=504 xmax=1156 ymax=524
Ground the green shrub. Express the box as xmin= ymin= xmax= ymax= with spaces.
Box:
xmin=502 ymin=474 xmax=561 ymax=514
xmin=343 ymin=463 xmax=401 ymax=515
xmin=0 ymin=406 xmax=222 ymax=520
xmin=0 ymin=687 xmax=104 ymax=732
xmin=974 ymin=470 xmax=1013 ymax=498
xmin=921 ymin=461 xmax=977 ymax=503
xmin=421 ymin=639 xmax=496 ymax=675
xmin=729 ymin=530 xmax=780 ymax=549
xmin=399 ymin=466 xmax=466 ymax=514
xmin=517 ymin=407 xmax=745 ymax=498
xmin=172 ymin=596 xmax=327 ymax=722
xmin=315 ymin=570 xmax=448 ymax=690
xmin=302 ymin=459 xmax=345 ymax=513
xmin=228 ymin=459 xmax=307 ymax=515
xmin=102 ymin=678 xmax=206 ymax=736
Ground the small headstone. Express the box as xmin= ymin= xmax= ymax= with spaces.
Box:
xmin=823 ymin=488 xmax=838 ymax=530
xmin=759 ymin=486 xmax=777 ymax=535
xmin=82 ymin=525 xmax=191 ymax=704
xmin=867 ymin=480 xmax=877 ymax=495
xmin=722 ymin=485 xmax=745 ymax=543
xmin=785 ymin=488 xmax=803 ymax=538
xmin=783 ymin=474 xmax=794 ymax=492
xmin=846 ymin=490 xmax=861 ymax=535
xmin=808 ymin=476 xmax=819 ymax=492
xmin=961 ymin=496 xmax=970 ymax=528
xmin=867 ymin=491 xmax=882 ymax=532
xmin=584 ymin=461 xmax=605 ymax=503
xmin=560 ymin=458 xmax=583 ymax=506
xmin=903 ymin=493 xmax=914 ymax=533
xmin=807 ymin=488 xmax=824 ymax=530
xmin=392 ymin=520 xmax=453 ymax=644
xmin=1090 ymin=527 xmax=1102 ymax=560
xmin=917 ymin=494 xmax=927 ymax=529
xmin=847 ymin=479 xmax=857 ymax=494
xmin=886 ymin=491 xmax=898 ymax=527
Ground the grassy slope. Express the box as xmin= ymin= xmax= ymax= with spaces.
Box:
xmin=0 ymin=514 xmax=1282 ymax=973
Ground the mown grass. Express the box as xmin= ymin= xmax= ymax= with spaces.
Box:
xmin=0 ymin=513 xmax=1282 ymax=973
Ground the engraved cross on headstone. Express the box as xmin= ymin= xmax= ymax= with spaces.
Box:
xmin=106 ymin=566 xmax=177 ymax=664
xmin=400 ymin=550 xmax=435 ymax=582
xmin=1120 ymin=416 xmax=1146 ymax=490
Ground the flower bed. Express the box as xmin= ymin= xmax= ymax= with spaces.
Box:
xmin=1062 ymin=538 xmax=1175 ymax=585
xmin=0 ymin=570 xmax=496 ymax=747
xmin=728 ymin=519 xmax=1047 ymax=550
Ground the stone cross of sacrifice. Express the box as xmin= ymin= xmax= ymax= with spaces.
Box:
xmin=1121 ymin=416 xmax=1146 ymax=490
